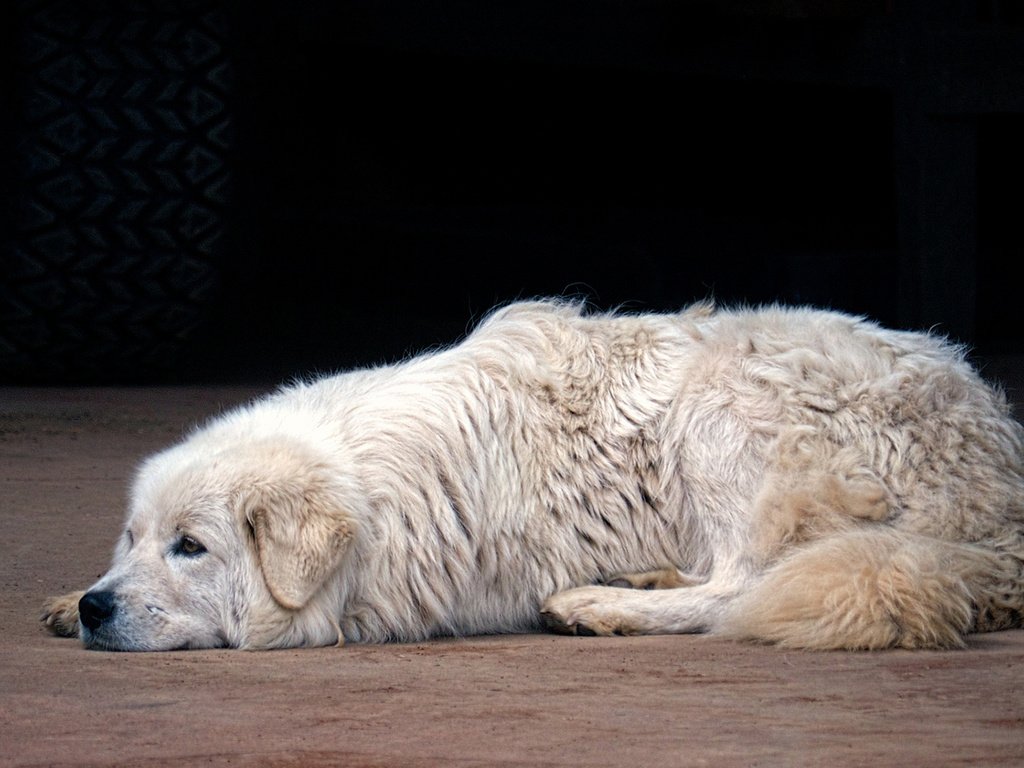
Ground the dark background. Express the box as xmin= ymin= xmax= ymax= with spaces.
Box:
xmin=2 ymin=0 xmax=1022 ymax=384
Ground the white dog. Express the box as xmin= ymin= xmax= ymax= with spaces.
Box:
xmin=42 ymin=300 xmax=1024 ymax=651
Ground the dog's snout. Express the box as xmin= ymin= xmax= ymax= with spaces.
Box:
xmin=79 ymin=590 xmax=116 ymax=631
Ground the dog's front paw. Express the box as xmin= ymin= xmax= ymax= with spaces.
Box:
xmin=41 ymin=591 xmax=85 ymax=638
xmin=541 ymin=586 xmax=647 ymax=637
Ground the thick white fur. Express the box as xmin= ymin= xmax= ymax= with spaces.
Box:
xmin=42 ymin=300 xmax=1024 ymax=650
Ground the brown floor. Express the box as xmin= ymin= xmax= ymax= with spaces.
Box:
xmin=2 ymin=382 xmax=1024 ymax=768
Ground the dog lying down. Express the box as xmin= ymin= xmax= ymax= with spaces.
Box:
xmin=42 ymin=300 xmax=1024 ymax=651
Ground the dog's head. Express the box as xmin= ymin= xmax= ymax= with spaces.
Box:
xmin=78 ymin=435 xmax=359 ymax=651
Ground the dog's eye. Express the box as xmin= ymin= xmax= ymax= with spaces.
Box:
xmin=174 ymin=535 xmax=206 ymax=557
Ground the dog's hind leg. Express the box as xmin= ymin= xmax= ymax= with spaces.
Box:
xmin=40 ymin=590 xmax=84 ymax=638
xmin=717 ymin=528 xmax=1023 ymax=649
xmin=542 ymin=529 xmax=1020 ymax=647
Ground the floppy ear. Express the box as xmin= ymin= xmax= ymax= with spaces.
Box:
xmin=239 ymin=443 xmax=355 ymax=610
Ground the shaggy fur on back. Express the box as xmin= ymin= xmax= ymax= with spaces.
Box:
xmin=43 ymin=300 xmax=1024 ymax=650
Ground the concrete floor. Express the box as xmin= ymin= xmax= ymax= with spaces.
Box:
xmin=2 ymin=374 xmax=1023 ymax=767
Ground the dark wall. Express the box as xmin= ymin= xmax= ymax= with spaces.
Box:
xmin=3 ymin=1 xmax=1022 ymax=383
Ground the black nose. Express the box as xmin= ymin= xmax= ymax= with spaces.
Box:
xmin=79 ymin=590 xmax=117 ymax=631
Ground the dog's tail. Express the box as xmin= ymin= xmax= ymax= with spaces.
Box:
xmin=717 ymin=528 xmax=1024 ymax=649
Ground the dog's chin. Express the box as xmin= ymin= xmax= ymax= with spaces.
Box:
xmin=80 ymin=625 xmax=229 ymax=652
